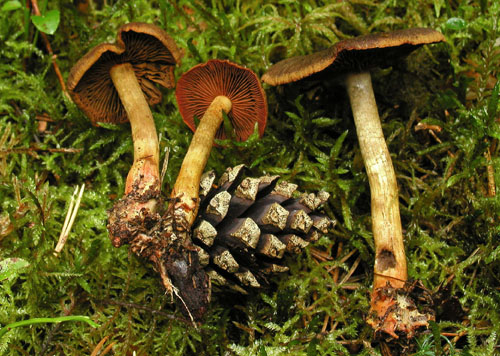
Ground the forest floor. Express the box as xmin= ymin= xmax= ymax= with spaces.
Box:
xmin=0 ymin=0 xmax=499 ymax=355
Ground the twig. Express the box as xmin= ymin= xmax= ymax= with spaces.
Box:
xmin=443 ymin=330 xmax=468 ymax=353
xmin=339 ymin=256 xmax=361 ymax=285
xmin=309 ymin=247 xmax=333 ymax=261
xmin=332 ymin=242 xmax=343 ymax=283
xmin=30 ymin=0 xmax=70 ymax=99
xmin=339 ymin=249 xmax=357 ymax=264
xmin=54 ymin=184 xmax=85 ymax=255
xmin=90 ymin=335 xmax=110 ymax=356
xmin=0 ymin=147 xmax=82 ymax=155
xmin=414 ymin=122 xmax=443 ymax=133
xmin=36 ymin=114 xmax=56 ymax=122
xmin=321 ymin=314 xmax=329 ymax=333
xmin=484 ymin=143 xmax=496 ymax=197
xmin=324 ymin=248 xmax=357 ymax=275
xmin=100 ymin=341 xmax=117 ymax=356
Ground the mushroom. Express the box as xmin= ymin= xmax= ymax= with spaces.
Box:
xmin=262 ymin=28 xmax=445 ymax=337
xmin=173 ymin=59 xmax=267 ymax=228
xmin=146 ymin=59 xmax=266 ymax=320
xmin=66 ymin=23 xmax=181 ymax=246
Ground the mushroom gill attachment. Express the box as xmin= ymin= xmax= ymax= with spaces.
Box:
xmin=176 ymin=59 xmax=268 ymax=141
xmin=262 ymin=28 xmax=444 ymax=339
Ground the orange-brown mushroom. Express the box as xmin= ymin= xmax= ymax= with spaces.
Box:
xmin=262 ymin=28 xmax=445 ymax=338
xmin=173 ymin=59 xmax=267 ymax=228
xmin=67 ymin=23 xmax=181 ymax=247
xmin=138 ymin=60 xmax=267 ymax=322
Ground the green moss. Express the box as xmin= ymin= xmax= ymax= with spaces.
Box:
xmin=0 ymin=0 xmax=499 ymax=354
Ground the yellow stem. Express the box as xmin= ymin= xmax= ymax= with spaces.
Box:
xmin=346 ymin=71 xmax=407 ymax=291
xmin=109 ymin=63 xmax=159 ymax=194
xmin=172 ymin=96 xmax=232 ymax=227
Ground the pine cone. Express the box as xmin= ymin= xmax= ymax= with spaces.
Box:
xmin=192 ymin=164 xmax=334 ymax=294
xmin=108 ymin=164 xmax=334 ymax=321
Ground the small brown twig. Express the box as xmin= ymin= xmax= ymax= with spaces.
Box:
xmin=0 ymin=147 xmax=82 ymax=155
xmin=321 ymin=314 xmax=330 ymax=334
xmin=36 ymin=114 xmax=56 ymax=122
xmin=339 ymin=256 xmax=361 ymax=286
xmin=442 ymin=330 xmax=468 ymax=353
xmin=484 ymin=142 xmax=496 ymax=197
xmin=90 ymin=335 xmax=110 ymax=356
xmin=100 ymin=341 xmax=118 ymax=356
xmin=309 ymin=246 xmax=333 ymax=262
xmin=414 ymin=122 xmax=443 ymax=133
xmin=30 ymin=0 xmax=69 ymax=99
xmin=414 ymin=121 xmax=443 ymax=145
xmin=332 ymin=242 xmax=343 ymax=283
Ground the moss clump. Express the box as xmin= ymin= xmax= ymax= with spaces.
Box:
xmin=0 ymin=0 xmax=498 ymax=355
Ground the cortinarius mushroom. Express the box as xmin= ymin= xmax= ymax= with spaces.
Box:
xmin=262 ymin=28 xmax=445 ymax=337
xmin=173 ymin=59 xmax=267 ymax=228
xmin=67 ymin=23 xmax=181 ymax=246
xmin=144 ymin=59 xmax=267 ymax=320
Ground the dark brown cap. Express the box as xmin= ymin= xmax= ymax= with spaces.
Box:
xmin=175 ymin=59 xmax=267 ymax=141
xmin=262 ymin=28 xmax=445 ymax=86
xmin=67 ymin=22 xmax=182 ymax=124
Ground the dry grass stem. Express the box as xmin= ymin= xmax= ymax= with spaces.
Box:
xmin=160 ymin=146 xmax=170 ymax=186
xmin=0 ymin=147 xmax=82 ymax=155
xmin=54 ymin=184 xmax=85 ymax=254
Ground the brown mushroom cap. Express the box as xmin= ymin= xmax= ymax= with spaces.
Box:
xmin=262 ymin=28 xmax=445 ymax=86
xmin=67 ymin=22 xmax=182 ymax=125
xmin=175 ymin=59 xmax=267 ymax=141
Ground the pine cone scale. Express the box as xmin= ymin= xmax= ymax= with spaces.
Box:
xmin=194 ymin=165 xmax=333 ymax=293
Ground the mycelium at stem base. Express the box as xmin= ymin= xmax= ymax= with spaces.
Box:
xmin=346 ymin=71 xmax=430 ymax=338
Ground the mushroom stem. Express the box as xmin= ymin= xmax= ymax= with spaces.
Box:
xmin=172 ymin=95 xmax=233 ymax=227
xmin=345 ymin=71 xmax=407 ymax=290
xmin=110 ymin=62 xmax=160 ymax=194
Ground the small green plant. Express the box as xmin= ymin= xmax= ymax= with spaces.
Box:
xmin=31 ymin=9 xmax=60 ymax=35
